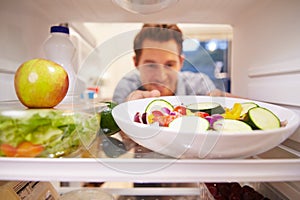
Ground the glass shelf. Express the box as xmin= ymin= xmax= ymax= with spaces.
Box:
xmin=0 ymin=144 xmax=299 ymax=183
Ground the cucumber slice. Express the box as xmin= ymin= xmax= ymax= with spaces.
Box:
xmin=169 ymin=116 xmax=210 ymax=132
xmin=244 ymin=107 xmax=280 ymax=130
xmin=213 ymin=119 xmax=252 ymax=132
xmin=145 ymin=99 xmax=174 ymax=113
xmin=240 ymin=102 xmax=259 ymax=116
xmin=187 ymin=102 xmax=225 ymax=115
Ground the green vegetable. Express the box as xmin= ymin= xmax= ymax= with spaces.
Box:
xmin=243 ymin=107 xmax=280 ymax=130
xmin=0 ymin=109 xmax=99 ymax=157
xmin=100 ymin=102 xmax=120 ymax=136
xmin=213 ymin=119 xmax=252 ymax=132
xmin=145 ymin=99 xmax=174 ymax=113
xmin=187 ymin=102 xmax=225 ymax=115
xmin=169 ymin=116 xmax=210 ymax=132
xmin=240 ymin=102 xmax=259 ymax=117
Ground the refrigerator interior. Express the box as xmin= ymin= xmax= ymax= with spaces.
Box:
xmin=0 ymin=0 xmax=299 ymax=199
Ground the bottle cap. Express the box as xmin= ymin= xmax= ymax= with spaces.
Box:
xmin=50 ymin=26 xmax=69 ymax=34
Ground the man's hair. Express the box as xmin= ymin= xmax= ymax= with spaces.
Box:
xmin=133 ymin=24 xmax=183 ymax=63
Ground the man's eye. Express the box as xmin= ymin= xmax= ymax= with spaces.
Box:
xmin=145 ymin=63 xmax=158 ymax=68
xmin=166 ymin=63 xmax=175 ymax=67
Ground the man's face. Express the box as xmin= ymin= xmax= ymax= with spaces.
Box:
xmin=134 ymin=39 xmax=184 ymax=96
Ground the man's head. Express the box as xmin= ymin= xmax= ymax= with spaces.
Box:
xmin=134 ymin=24 xmax=183 ymax=64
xmin=133 ymin=24 xmax=184 ymax=96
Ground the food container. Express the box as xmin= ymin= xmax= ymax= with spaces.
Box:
xmin=0 ymin=102 xmax=101 ymax=158
xmin=60 ymin=189 xmax=115 ymax=200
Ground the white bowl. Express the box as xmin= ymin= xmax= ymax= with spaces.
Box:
xmin=112 ymin=96 xmax=299 ymax=159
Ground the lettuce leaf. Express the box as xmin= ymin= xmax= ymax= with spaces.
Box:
xmin=0 ymin=110 xmax=99 ymax=157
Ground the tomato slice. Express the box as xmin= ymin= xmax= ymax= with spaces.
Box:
xmin=0 ymin=143 xmax=17 ymax=157
xmin=157 ymin=115 xmax=178 ymax=127
xmin=173 ymin=105 xmax=187 ymax=115
xmin=194 ymin=111 xmax=210 ymax=118
xmin=16 ymin=142 xmax=44 ymax=157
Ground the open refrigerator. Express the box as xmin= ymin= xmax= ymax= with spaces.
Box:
xmin=0 ymin=0 xmax=300 ymax=199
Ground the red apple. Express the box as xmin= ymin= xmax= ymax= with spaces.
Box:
xmin=14 ymin=58 xmax=69 ymax=108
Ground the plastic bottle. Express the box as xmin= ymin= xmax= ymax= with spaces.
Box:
xmin=43 ymin=25 xmax=77 ymax=100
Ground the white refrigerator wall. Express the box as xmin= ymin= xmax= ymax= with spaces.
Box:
xmin=232 ymin=0 xmax=300 ymax=105
xmin=0 ymin=1 xmax=51 ymax=101
xmin=0 ymin=1 xmax=90 ymax=101
xmin=232 ymin=0 xmax=300 ymax=141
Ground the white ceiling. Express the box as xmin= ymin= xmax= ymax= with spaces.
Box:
xmin=25 ymin=0 xmax=260 ymax=25
xmin=3 ymin=0 xmax=264 ymax=49
xmin=70 ymin=22 xmax=233 ymax=49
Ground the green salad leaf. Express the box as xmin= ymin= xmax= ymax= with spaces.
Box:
xmin=0 ymin=109 xmax=99 ymax=157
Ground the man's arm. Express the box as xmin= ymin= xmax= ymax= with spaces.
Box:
xmin=112 ymin=71 xmax=141 ymax=104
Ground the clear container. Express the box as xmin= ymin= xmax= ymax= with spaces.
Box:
xmin=60 ymin=189 xmax=115 ymax=200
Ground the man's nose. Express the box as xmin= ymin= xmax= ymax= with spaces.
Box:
xmin=154 ymin=65 xmax=169 ymax=82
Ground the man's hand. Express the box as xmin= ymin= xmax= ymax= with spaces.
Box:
xmin=207 ymin=89 xmax=225 ymax=96
xmin=207 ymin=89 xmax=240 ymax=98
xmin=126 ymin=89 xmax=161 ymax=101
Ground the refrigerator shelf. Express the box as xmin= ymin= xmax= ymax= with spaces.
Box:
xmin=0 ymin=149 xmax=299 ymax=183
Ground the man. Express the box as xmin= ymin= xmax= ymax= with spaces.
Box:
xmin=112 ymin=24 xmax=233 ymax=200
xmin=113 ymin=23 xmax=231 ymax=104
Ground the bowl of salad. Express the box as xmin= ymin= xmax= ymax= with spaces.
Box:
xmin=112 ymin=96 xmax=299 ymax=159
xmin=0 ymin=108 xmax=100 ymax=158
